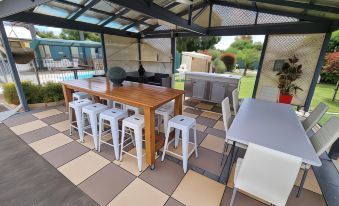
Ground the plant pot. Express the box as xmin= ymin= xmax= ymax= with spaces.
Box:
xmin=279 ymin=94 xmax=293 ymax=104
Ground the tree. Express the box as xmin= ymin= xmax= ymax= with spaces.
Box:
xmin=220 ymin=53 xmax=236 ymax=72
xmin=59 ymin=29 xmax=100 ymax=42
xmin=237 ymin=48 xmax=260 ymax=76
xmin=36 ymin=31 xmax=59 ymax=39
xmin=328 ymin=30 xmax=339 ymax=52
xmin=176 ymin=36 xmax=221 ymax=52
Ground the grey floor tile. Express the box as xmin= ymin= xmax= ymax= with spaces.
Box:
xmin=41 ymin=113 xmax=69 ymax=125
xmin=189 ymin=147 xmax=226 ymax=177
xmin=220 ymin=187 xmax=265 ymax=206
xmin=196 ymin=116 xmax=217 ymax=128
xmin=19 ymin=126 xmax=60 ymax=144
xmin=286 ymin=187 xmax=326 ymax=206
xmin=189 ymin=129 xmax=207 ymax=145
xmin=43 ymin=141 xmax=89 ymax=168
xmin=94 ymin=143 xmax=117 ymax=162
xmin=78 ymin=163 xmax=136 ymax=206
xmin=139 ymin=158 xmax=185 ymax=195
xmin=3 ymin=113 xmax=37 ymax=127
xmin=184 ymin=107 xmax=203 ymax=115
xmin=164 ymin=197 xmax=185 ymax=206
xmin=205 ymin=127 xmax=226 ymax=138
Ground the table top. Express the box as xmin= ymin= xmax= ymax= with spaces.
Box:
xmin=227 ymin=98 xmax=321 ymax=166
xmin=62 ymin=77 xmax=184 ymax=108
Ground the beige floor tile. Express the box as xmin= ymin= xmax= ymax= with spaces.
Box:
xmin=76 ymin=134 xmax=111 ymax=150
xmin=113 ymin=148 xmax=148 ymax=176
xmin=195 ymin=103 xmax=214 ymax=110
xmin=107 ymin=178 xmax=168 ymax=206
xmin=33 ymin=109 xmax=62 ymax=119
xmin=196 ymin=124 xmax=207 ymax=132
xmin=295 ymin=169 xmax=322 ymax=194
xmin=161 ymin=141 xmax=196 ymax=160
xmin=58 ymin=151 xmax=110 ymax=185
xmin=213 ymin=121 xmax=225 ymax=131
xmin=10 ymin=120 xmax=48 ymax=135
xmin=29 ymin=133 xmax=73 ymax=155
xmin=51 ymin=120 xmax=69 ymax=132
xmin=200 ymin=111 xmax=221 ymax=120
xmin=172 ymin=170 xmax=225 ymax=206
xmin=182 ymin=112 xmax=198 ymax=119
xmin=200 ymin=134 xmax=224 ymax=153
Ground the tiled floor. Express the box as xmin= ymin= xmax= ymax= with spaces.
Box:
xmin=1 ymin=103 xmax=327 ymax=206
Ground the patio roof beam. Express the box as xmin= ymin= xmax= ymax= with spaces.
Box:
xmin=123 ymin=16 xmax=149 ymax=31
xmin=68 ymin=0 xmax=100 ymax=20
xmin=143 ymin=21 xmax=332 ymax=38
xmin=0 ymin=0 xmax=52 ymax=18
xmin=212 ymin=0 xmax=333 ymax=23
xmin=108 ymin=0 xmax=207 ymax=35
xmin=253 ymin=0 xmax=339 ymax=14
xmin=99 ymin=8 xmax=130 ymax=26
xmin=193 ymin=3 xmax=208 ymax=22
xmin=2 ymin=12 xmax=138 ymax=38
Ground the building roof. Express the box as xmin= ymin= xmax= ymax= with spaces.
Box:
xmin=30 ymin=38 xmax=101 ymax=50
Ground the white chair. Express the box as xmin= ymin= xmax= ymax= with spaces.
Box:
xmin=295 ymin=116 xmax=339 ymax=197
xmin=232 ymin=88 xmax=240 ymax=115
xmin=72 ymin=92 xmax=89 ymax=101
xmin=257 ymin=86 xmax=280 ymax=102
xmin=120 ymin=114 xmax=145 ymax=172
xmin=155 ymin=101 xmax=174 ymax=134
xmin=230 ymin=143 xmax=302 ymax=206
xmin=220 ymin=97 xmax=247 ymax=164
xmin=82 ymin=103 xmax=108 ymax=150
xmin=68 ymin=99 xmax=93 ymax=137
xmin=98 ymin=108 xmax=128 ymax=160
xmin=161 ymin=115 xmax=198 ymax=173
xmin=124 ymin=104 xmax=141 ymax=115
xmin=302 ymin=102 xmax=328 ymax=133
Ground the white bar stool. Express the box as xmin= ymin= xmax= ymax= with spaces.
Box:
xmin=68 ymin=99 xmax=93 ymax=137
xmin=73 ymin=92 xmax=89 ymax=101
xmin=120 ymin=114 xmax=145 ymax=172
xmin=161 ymin=115 xmax=198 ymax=173
xmin=82 ymin=103 xmax=108 ymax=150
xmin=124 ymin=104 xmax=141 ymax=115
xmin=98 ymin=108 xmax=128 ymax=160
xmin=155 ymin=102 xmax=174 ymax=134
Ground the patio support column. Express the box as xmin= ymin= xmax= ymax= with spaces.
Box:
xmin=171 ymin=36 xmax=176 ymax=74
xmin=100 ymin=33 xmax=108 ymax=74
xmin=252 ymin=35 xmax=268 ymax=98
xmin=137 ymin=36 xmax=141 ymax=67
xmin=304 ymin=32 xmax=331 ymax=112
xmin=79 ymin=31 xmax=87 ymax=64
xmin=0 ymin=21 xmax=29 ymax=111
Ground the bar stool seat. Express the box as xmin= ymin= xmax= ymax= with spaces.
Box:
xmin=98 ymin=108 xmax=128 ymax=159
xmin=120 ymin=114 xmax=145 ymax=172
xmin=82 ymin=103 xmax=108 ymax=150
xmin=68 ymin=99 xmax=93 ymax=137
xmin=161 ymin=115 xmax=198 ymax=173
xmin=73 ymin=92 xmax=89 ymax=101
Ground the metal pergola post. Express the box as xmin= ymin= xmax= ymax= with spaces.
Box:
xmin=137 ymin=36 xmax=142 ymax=67
xmin=252 ymin=35 xmax=268 ymax=98
xmin=100 ymin=33 xmax=108 ymax=74
xmin=304 ymin=32 xmax=332 ymax=112
xmin=171 ymin=36 xmax=176 ymax=75
xmin=0 ymin=21 xmax=29 ymax=111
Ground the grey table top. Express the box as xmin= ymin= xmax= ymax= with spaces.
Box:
xmin=227 ymin=98 xmax=321 ymax=167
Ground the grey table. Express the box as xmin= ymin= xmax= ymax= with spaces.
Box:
xmin=225 ymin=98 xmax=321 ymax=197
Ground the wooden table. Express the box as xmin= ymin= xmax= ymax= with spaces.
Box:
xmin=61 ymin=77 xmax=184 ymax=168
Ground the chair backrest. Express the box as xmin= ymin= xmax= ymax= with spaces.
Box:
xmin=302 ymin=102 xmax=329 ymax=132
xmin=221 ymin=97 xmax=232 ymax=132
xmin=257 ymin=86 xmax=280 ymax=102
xmin=310 ymin=116 xmax=339 ymax=156
xmin=235 ymin=143 xmax=302 ymax=206
xmin=232 ymin=88 xmax=240 ymax=115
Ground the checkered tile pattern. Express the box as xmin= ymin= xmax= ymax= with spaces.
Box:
xmin=2 ymin=104 xmax=326 ymax=206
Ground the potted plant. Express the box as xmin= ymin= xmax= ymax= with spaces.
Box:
xmin=276 ymin=55 xmax=303 ymax=104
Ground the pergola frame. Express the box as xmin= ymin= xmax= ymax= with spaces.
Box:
xmin=0 ymin=0 xmax=338 ymax=111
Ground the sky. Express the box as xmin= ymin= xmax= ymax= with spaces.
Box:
xmin=35 ymin=25 xmax=62 ymax=35
xmin=215 ymin=35 xmax=265 ymax=50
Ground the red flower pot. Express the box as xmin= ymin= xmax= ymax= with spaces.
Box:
xmin=279 ymin=94 xmax=293 ymax=104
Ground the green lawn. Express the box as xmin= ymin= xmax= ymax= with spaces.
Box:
xmin=174 ymin=74 xmax=338 ymax=125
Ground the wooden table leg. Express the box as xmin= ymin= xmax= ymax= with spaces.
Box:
xmin=62 ymin=85 xmax=73 ymax=108
xmin=174 ymin=94 xmax=183 ymax=115
xmin=144 ymin=107 xmax=156 ymax=169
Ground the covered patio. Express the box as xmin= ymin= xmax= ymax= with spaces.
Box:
xmin=0 ymin=0 xmax=338 ymax=206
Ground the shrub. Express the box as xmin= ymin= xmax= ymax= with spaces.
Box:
xmin=321 ymin=53 xmax=339 ymax=84
xmin=2 ymin=81 xmax=64 ymax=105
xmin=220 ymin=53 xmax=236 ymax=72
